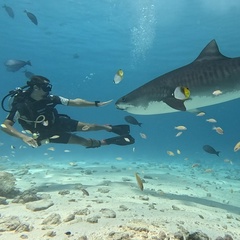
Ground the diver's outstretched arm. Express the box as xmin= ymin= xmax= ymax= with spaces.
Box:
xmin=68 ymin=98 xmax=112 ymax=107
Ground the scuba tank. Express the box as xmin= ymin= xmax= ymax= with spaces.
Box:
xmin=1 ymin=85 xmax=29 ymax=112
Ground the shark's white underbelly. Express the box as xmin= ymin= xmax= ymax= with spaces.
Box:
xmin=127 ymin=90 xmax=240 ymax=115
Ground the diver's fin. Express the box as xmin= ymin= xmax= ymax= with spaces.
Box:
xmin=104 ymin=134 xmax=135 ymax=146
xmin=110 ymin=124 xmax=130 ymax=135
xmin=163 ymin=98 xmax=186 ymax=111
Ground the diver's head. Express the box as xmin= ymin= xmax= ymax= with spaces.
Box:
xmin=27 ymin=75 xmax=52 ymax=93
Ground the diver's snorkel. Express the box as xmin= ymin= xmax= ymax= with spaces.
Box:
xmin=1 ymin=85 xmax=29 ymax=112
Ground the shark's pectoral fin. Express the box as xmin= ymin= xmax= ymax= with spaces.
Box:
xmin=163 ymin=98 xmax=186 ymax=111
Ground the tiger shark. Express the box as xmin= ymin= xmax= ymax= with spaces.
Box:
xmin=115 ymin=40 xmax=240 ymax=115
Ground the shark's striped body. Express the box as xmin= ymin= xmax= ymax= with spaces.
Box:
xmin=115 ymin=40 xmax=240 ymax=115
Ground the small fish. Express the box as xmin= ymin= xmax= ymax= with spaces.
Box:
xmin=81 ymin=188 xmax=89 ymax=196
xmin=124 ymin=115 xmax=142 ymax=127
xmin=23 ymin=69 xmax=34 ymax=79
xmin=233 ymin=141 xmax=240 ymax=152
xmin=69 ymin=162 xmax=77 ymax=166
xmin=192 ymin=163 xmax=200 ymax=168
xmin=174 ymin=125 xmax=187 ymax=131
xmin=212 ymin=90 xmax=222 ymax=96
xmin=196 ymin=112 xmax=205 ymax=117
xmin=64 ymin=150 xmax=71 ymax=152
xmin=47 ymin=147 xmax=55 ymax=151
xmin=203 ymin=145 xmax=220 ymax=156
xmin=49 ymin=135 xmax=60 ymax=139
xmin=224 ymin=159 xmax=233 ymax=164
xmin=3 ymin=4 xmax=14 ymax=18
xmin=135 ymin=173 xmax=144 ymax=191
xmin=25 ymin=130 xmax=32 ymax=134
xmin=116 ymin=157 xmax=123 ymax=161
xmin=10 ymin=145 xmax=15 ymax=149
xmin=139 ymin=133 xmax=147 ymax=139
xmin=24 ymin=10 xmax=38 ymax=25
xmin=167 ymin=151 xmax=175 ymax=156
xmin=206 ymin=118 xmax=217 ymax=123
xmin=113 ymin=69 xmax=124 ymax=84
xmin=5 ymin=59 xmax=31 ymax=72
xmin=175 ymin=131 xmax=183 ymax=137
xmin=212 ymin=126 xmax=224 ymax=135
xmin=177 ymin=149 xmax=181 ymax=155
xmin=173 ymin=86 xmax=190 ymax=100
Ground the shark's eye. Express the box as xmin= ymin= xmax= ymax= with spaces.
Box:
xmin=121 ymin=97 xmax=126 ymax=102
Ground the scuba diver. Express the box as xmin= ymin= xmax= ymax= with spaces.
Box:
xmin=1 ymin=75 xmax=135 ymax=148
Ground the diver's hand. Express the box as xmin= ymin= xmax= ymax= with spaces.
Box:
xmin=97 ymin=99 xmax=113 ymax=107
xmin=21 ymin=135 xmax=38 ymax=148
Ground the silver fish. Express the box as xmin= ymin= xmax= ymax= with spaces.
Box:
xmin=116 ymin=40 xmax=240 ymax=115
xmin=5 ymin=59 xmax=32 ymax=72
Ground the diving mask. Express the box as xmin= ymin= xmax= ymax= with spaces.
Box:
xmin=41 ymin=83 xmax=52 ymax=92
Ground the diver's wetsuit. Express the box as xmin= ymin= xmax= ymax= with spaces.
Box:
xmin=7 ymin=93 xmax=78 ymax=145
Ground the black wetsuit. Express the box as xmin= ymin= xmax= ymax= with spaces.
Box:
xmin=6 ymin=94 xmax=78 ymax=144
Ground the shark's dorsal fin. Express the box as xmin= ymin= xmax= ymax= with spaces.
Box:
xmin=194 ymin=39 xmax=230 ymax=62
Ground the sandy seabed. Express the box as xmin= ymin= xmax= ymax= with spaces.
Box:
xmin=0 ymin=158 xmax=239 ymax=240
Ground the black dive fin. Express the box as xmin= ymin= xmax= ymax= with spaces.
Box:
xmin=104 ymin=134 xmax=135 ymax=146
xmin=111 ymin=124 xmax=130 ymax=135
xmin=163 ymin=98 xmax=186 ymax=111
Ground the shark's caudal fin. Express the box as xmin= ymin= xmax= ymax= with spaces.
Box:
xmin=194 ymin=39 xmax=231 ymax=62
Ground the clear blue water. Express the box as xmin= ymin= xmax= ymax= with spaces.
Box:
xmin=1 ymin=1 xmax=240 ymax=170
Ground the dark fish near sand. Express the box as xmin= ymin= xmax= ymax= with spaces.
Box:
xmin=24 ymin=10 xmax=38 ymax=25
xmin=203 ymin=145 xmax=220 ymax=156
xmin=23 ymin=70 xmax=34 ymax=79
xmin=116 ymin=40 xmax=240 ymax=115
xmin=3 ymin=4 xmax=14 ymax=18
xmin=5 ymin=59 xmax=31 ymax=72
xmin=124 ymin=115 xmax=142 ymax=127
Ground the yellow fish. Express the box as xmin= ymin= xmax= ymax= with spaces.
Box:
xmin=135 ymin=173 xmax=144 ymax=191
xmin=49 ymin=135 xmax=60 ymax=139
xmin=213 ymin=126 xmax=224 ymax=135
xmin=234 ymin=141 xmax=240 ymax=152
xmin=167 ymin=151 xmax=175 ymax=156
xmin=206 ymin=118 xmax=217 ymax=123
xmin=173 ymin=86 xmax=190 ymax=100
xmin=212 ymin=90 xmax=222 ymax=96
xmin=196 ymin=112 xmax=205 ymax=117
xmin=47 ymin=147 xmax=55 ymax=151
xmin=113 ymin=69 xmax=124 ymax=84
xmin=174 ymin=125 xmax=187 ymax=131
